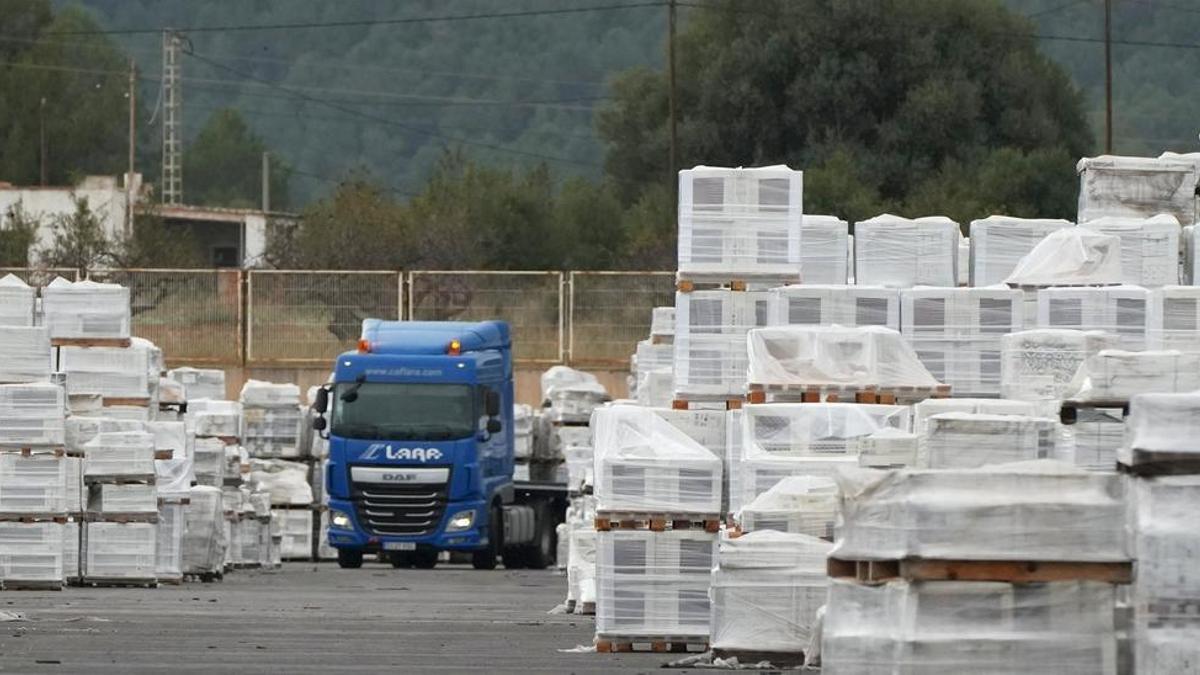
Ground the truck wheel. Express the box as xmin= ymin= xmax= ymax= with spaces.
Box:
xmin=389 ymin=552 xmax=413 ymax=569
xmin=413 ymin=549 xmax=439 ymax=569
xmin=503 ymin=545 xmax=527 ymax=569
xmin=472 ymin=505 xmax=501 ymax=570
xmin=523 ymin=504 xmax=556 ymax=570
xmin=337 ymin=548 xmax=363 ymax=569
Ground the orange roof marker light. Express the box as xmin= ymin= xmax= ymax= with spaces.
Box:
xmin=357 ymin=338 xmax=371 ymax=353
xmin=447 ymin=339 xmax=462 ymax=355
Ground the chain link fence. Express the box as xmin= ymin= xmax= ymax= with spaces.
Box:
xmin=568 ymin=271 xmax=676 ymax=366
xmin=409 ymin=271 xmax=563 ymax=364
xmin=247 ymin=270 xmax=402 ymax=364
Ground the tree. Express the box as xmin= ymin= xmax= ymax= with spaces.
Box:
xmin=37 ymin=197 xmax=110 ymax=269
xmin=109 ymin=209 xmax=206 ymax=269
xmin=0 ymin=203 xmax=40 ymax=266
xmin=184 ymin=108 xmax=292 ymax=209
xmin=596 ymin=0 xmax=1093 ymax=234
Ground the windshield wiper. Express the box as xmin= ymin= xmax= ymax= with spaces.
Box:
xmin=335 ymin=423 xmax=382 ymax=439
xmin=379 ymin=423 xmax=465 ymax=440
xmin=340 ymin=374 xmax=367 ymax=403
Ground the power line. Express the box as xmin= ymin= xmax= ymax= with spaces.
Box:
xmin=1029 ymin=0 xmax=1089 ymax=19
xmin=289 ymin=167 xmax=417 ymax=199
xmin=183 ymin=50 xmax=602 ymax=168
xmin=36 ymin=2 xmax=665 ymax=37
xmin=1123 ymin=0 xmax=1200 ymax=14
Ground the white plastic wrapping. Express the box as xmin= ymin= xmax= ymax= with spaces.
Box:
xmin=592 ymin=406 xmax=722 ymax=514
xmin=738 ymin=475 xmax=837 ymax=538
xmin=673 ymin=290 xmax=770 ymax=398
xmin=1077 ymin=154 xmax=1197 ymax=225
xmin=0 ymin=382 xmax=65 ymax=447
xmin=273 ymin=508 xmax=313 ymax=559
xmin=767 ymin=285 xmax=900 ymax=330
xmin=155 ymin=501 xmax=184 ymax=580
xmin=822 ymin=578 xmax=1120 ymax=675
xmin=41 ymin=278 xmax=131 ymax=339
xmin=1079 ymin=215 xmax=1181 ymax=286
xmin=799 ymin=215 xmax=849 ymax=284
xmin=634 ymin=340 xmax=673 ymax=408
xmin=157 ymin=377 xmax=185 ymax=405
xmin=1185 ymin=225 xmax=1200 ymax=285
xmin=83 ymin=521 xmax=156 ymax=580
xmin=62 ymin=520 xmax=79 ymax=580
xmin=147 ymin=421 xmax=192 ymax=498
xmin=0 ymin=326 xmax=50 ymax=383
xmin=242 ymin=405 xmax=303 ymax=458
xmin=65 ymin=416 xmax=142 ymax=455
xmin=831 ymin=460 xmax=1129 ymax=562
xmin=192 ymin=437 xmax=227 ymax=487
xmin=746 ymin=325 xmax=940 ymax=389
xmin=239 ymin=380 xmax=299 ymax=408
xmin=900 ymin=286 xmax=1023 ymax=396
xmin=89 ymin=483 xmax=157 ymax=513
xmin=188 ymin=399 xmax=242 ymax=437
xmin=858 ymin=428 xmax=920 ymax=468
xmin=1124 ymin=392 xmax=1200 ymax=464
xmin=0 ymin=521 xmax=63 ymax=584
xmin=1147 ymin=286 xmax=1200 ymax=353
xmin=922 ymin=413 xmax=1057 ymax=469
xmin=596 ymin=529 xmax=716 ymax=637
xmin=677 ymin=165 xmax=803 ymax=280
xmin=853 ymin=214 xmax=960 ymax=288
xmin=710 ymin=531 xmax=831 ymax=653
xmin=1000 ymin=329 xmax=1118 ymax=401
xmin=912 ymin=398 xmax=1041 ymax=435
xmin=0 ymin=454 xmax=65 ymax=513
xmin=513 ymin=403 xmax=534 ymax=460
xmin=1037 ymin=285 xmax=1149 ymax=350
xmin=0 ymin=274 xmax=35 ymax=326
xmin=59 ymin=346 xmax=150 ymax=398
xmin=64 ymin=456 xmax=82 ymax=512
xmin=1068 ymin=349 xmax=1200 ymax=402
xmin=167 ymin=367 xmax=226 ymax=401
xmin=1068 ymin=407 xmax=1124 ymax=472
xmin=1003 ymin=228 xmax=1123 ymax=287
xmin=83 ymin=431 xmax=155 ymax=477
xmin=969 ymin=216 xmax=1074 ymax=287
xmin=650 ymin=306 xmax=675 ymax=338
xmin=183 ymin=485 xmax=225 ymax=574
xmin=249 ymin=459 xmax=313 ymax=505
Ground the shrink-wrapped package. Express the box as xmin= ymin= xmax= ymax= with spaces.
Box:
xmin=677 ymin=165 xmax=803 ymax=280
xmin=89 ymin=483 xmax=157 ymax=513
xmin=192 ymin=437 xmax=227 ymax=487
xmin=900 ymin=286 xmax=1023 ymax=396
xmin=249 ymin=459 xmax=313 ymax=505
xmin=710 ymin=531 xmax=831 ymax=653
xmin=83 ymin=521 xmax=156 ymax=580
xmin=82 ymin=431 xmax=155 ymax=477
xmin=650 ymin=306 xmax=675 ymax=339
xmin=0 ymin=382 xmax=65 ymax=446
xmin=858 ymin=428 xmax=920 ymax=468
xmin=1069 ymin=407 xmax=1125 ymax=472
xmin=823 ymin=578 xmax=1120 ymax=675
xmin=148 ymin=421 xmax=192 ymax=497
xmin=64 ymin=456 xmax=82 ymax=512
xmin=188 ymin=399 xmax=242 ymax=437
xmin=1077 ymin=154 xmax=1197 ymax=225
xmin=273 ymin=508 xmax=313 ymax=559
xmin=1080 ymin=215 xmax=1181 ymax=286
xmin=1147 ymin=286 xmax=1200 ymax=352
xmin=853 ymin=214 xmax=959 ymax=288
xmin=0 ymin=326 xmax=50 ymax=383
xmin=1004 ymin=228 xmax=1123 ymax=287
xmin=0 ymin=454 xmax=65 ymax=513
xmin=155 ymin=500 xmax=184 ymax=581
xmin=240 ymin=381 xmax=302 ymax=457
xmin=65 ymin=416 xmax=142 ymax=454
xmin=745 ymin=325 xmax=940 ymax=390
xmin=0 ymin=521 xmax=63 ymax=585
xmin=167 ymin=367 xmax=227 ymax=401
xmin=1185 ymin=225 xmax=1200 ymax=284
xmin=922 ymin=413 xmax=1057 ymax=469
xmin=1123 ymin=392 xmax=1200 ymax=469
xmin=674 ymin=290 xmax=769 ymax=398
xmin=831 ymin=460 xmax=1129 ymax=562
xmin=513 ymin=404 xmax=534 ymax=460
xmin=0 ymin=274 xmax=34 ymax=326
xmin=596 ymin=529 xmax=716 ymax=637
xmin=62 ymin=521 xmax=79 ymax=581
xmin=1000 ymin=329 xmax=1118 ymax=401
xmin=799 ymin=215 xmax=849 ymax=284
xmin=737 ymin=475 xmax=837 ymax=538
xmin=1068 ymin=349 xmax=1200 ymax=401
xmin=766 ymin=285 xmax=899 ymax=329
xmin=592 ymin=405 xmax=721 ymax=514
xmin=633 ymin=340 xmax=673 ymax=408
xmin=969 ymin=216 xmax=1074 ymax=287
xmin=540 ymin=366 xmax=608 ymax=423
xmin=912 ymin=397 xmax=1041 ymax=435
xmin=41 ymin=278 xmax=130 ymax=339
xmin=1036 ymin=285 xmax=1149 ymax=351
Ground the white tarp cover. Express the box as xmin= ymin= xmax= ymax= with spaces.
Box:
xmin=853 ymin=214 xmax=960 ymax=288
xmin=710 ymin=531 xmax=832 ymax=653
xmin=147 ymin=421 xmax=192 ymax=497
xmin=1080 ymin=214 xmax=1181 ymax=286
xmin=249 ymin=459 xmax=314 ymax=505
xmin=831 ymin=460 xmax=1129 ymax=562
xmin=0 ymin=274 xmax=34 ymax=326
xmin=240 ymin=380 xmax=300 ymax=408
xmin=540 ymin=365 xmax=601 ymax=402
xmin=822 ymin=578 xmax=1120 ymax=675
xmin=1003 ymin=227 xmax=1122 ymax=287
xmin=746 ymin=325 xmax=940 ymax=389
xmin=41 ymin=278 xmax=131 ymax=339
xmin=592 ymin=405 xmax=722 ymax=513
xmin=1000 ymin=329 xmax=1118 ymax=401
xmin=737 ymin=475 xmax=837 ymax=538
xmin=969 ymin=216 xmax=1074 ymax=287
xmin=1068 ymin=350 xmax=1200 ymax=402
xmin=1077 ymin=154 xmax=1197 ymax=225
xmin=922 ymin=413 xmax=1058 ymax=469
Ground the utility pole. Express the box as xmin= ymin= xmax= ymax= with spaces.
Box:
xmin=667 ymin=0 xmax=678 ymax=208
xmin=261 ymin=152 xmax=270 ymax=213
xmin=127 ymin=59 xmax=137 ymax=237
xmin=1104 ymin=0 xmax=1113 ymax=154
xmin=39 ymin=97 xmax=47 ymax=186
xmin=161 ymin=29 xmax=183 ymax=204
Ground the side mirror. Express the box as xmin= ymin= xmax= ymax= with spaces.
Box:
xmin=313 ymin=387 xmax=329 ymax=413
xmin=312 ymin=416 xmax=327 ymax=432
xmin=486 ymin=418 xmax=502 ymax=434
xmin=485 ymin=390 xmax=501 ymax=418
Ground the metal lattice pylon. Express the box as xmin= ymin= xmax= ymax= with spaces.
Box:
xmin=161 ymin=30 xmax=183 ymax=205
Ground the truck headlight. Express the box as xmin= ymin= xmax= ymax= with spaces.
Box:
xmin=330 ymin=510 xmax=353 ymax=530
xmin=446 ymin=509 xmax=475 ymax=532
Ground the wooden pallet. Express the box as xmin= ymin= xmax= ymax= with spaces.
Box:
xmin=0 ymin=580 xmax=64 ymax=591
xmin=157 ymin=577 xmax=183 ymax=586
xmin=649 ymin=334 xmax=673 ymax=345
xmin=711 ymin=648 xmax=807 ymax=668
xmin=675 ymin=272 xmax=800 ymax=293
xmin=153 ymin=449 xmax=174 ymax=461
xmin=0 ymin=514 xmax=68 ymax=524
xmin=671 ymin=397 xmax=743 ymax=411
xmin=827 ymin=557 xmax=1133 ymax=585
xmin=595 ymin=512 xmax=721 ymax=533
xmin=102 ymin=397 xmax=152 ymax=408
xmin=577 ymin=601 xmax=596 ymax=616
xmin=81 ymin=577 xmax=158 ymax=589
xmin=51 ymin=337 xmax=131 ymax=348
xmin=82 ymin=512 xmax=159 ymax=524
xmin=158 ymin=497 xmax=191 ymax=506
xmin=1060 ymin=399 xmax=1129 ymax=425
xmin=1118 ymin=452 xmax=1200 ymax=478
xmin=595 ymin=635 xmax=709 ymax=654
xmin=0 ymin=446 xmax=67 ymax=458
xmin=746 ymin=383 xmax=950 ymax=405
xmin=197 ymin=435 xmax=240 ymax=446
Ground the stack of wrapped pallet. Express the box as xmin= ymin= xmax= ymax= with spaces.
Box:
xmin=187 ymin=398 xmax=243 ymax=575
xmin=537 ymin=366 xmax=607 ymax=488
xmin=560 ymin=492 xmax=598 ymax=614
xmin=822 ymin=460 xmax=1131 ymax=673
xmin=631 ymin=306 xmax=674 ymax=408
xmin=592 ymin=405 xmax=722 ymax=653
xmin=250 ymin=457 xmax=314 ymax=561
xmin=766 ymin=285 xmax=900 ymax=330
xmin=1122 ymin=393 xmax=1200 ymax=672
xmin=1148 ymin=286 xmax=1200 ymax=352
xmin=81 ymin=427 xmax=158 ymax=587
xmin=241 ymin=380 xmax=312 ymax=559
xmin=166 ymin=367 xmax=226 ymax=401
xmin=148 ymin=421 xmax=190 ymax=584
xmin=798 ymin=215 xmax=849 ymax=284
xmin=1076 ymin=154 xmax=1197 ymax=226
xmin=1079 ymin=215 xmax=1180 ymax=287
xmin=968 ymin=216 xmax=1073 ymax=287
xmin=183 ymin=484 xmax=226 ymax=581
xmin=853 ymin=214 xmax=960 ymax=288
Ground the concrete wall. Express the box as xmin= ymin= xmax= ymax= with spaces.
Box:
xmin=0 ymin=176 xmax=131 ymax=263
xmin=200 ymin=364 xmax=630 ymax=406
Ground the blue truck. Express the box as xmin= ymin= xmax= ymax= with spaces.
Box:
xmin=311 ymin=319 xmax=566 ymax=570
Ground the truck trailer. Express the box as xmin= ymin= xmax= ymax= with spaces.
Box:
xmin=312 ymin=319 xmax=566 ymax=569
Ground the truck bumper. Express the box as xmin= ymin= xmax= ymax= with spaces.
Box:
xmin=324 ymin=497 xmax=488 ymax=552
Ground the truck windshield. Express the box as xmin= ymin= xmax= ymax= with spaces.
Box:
xmin=331 ymin=383 xmax=475 ymax=441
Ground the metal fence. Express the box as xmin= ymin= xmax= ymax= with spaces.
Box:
xmin=4 ymin=268 xmax=674 ymax=368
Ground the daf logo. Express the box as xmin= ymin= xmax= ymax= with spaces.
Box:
xmin=361 ymin=444 xmax=444 ymax=462
xmin=381 ymin=472 xmax=419 ymax=482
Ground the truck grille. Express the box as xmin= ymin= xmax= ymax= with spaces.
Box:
xmin=350 ymin=479 xmax=449 ymax=537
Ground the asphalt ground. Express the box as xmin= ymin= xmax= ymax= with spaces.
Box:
xmin=0 ymin=561 xmax=699 ymax=674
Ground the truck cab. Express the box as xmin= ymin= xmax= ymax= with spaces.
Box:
xmin=313 ymin=319 xmax=561 ymax=570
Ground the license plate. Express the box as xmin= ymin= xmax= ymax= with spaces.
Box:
xmin=383 ymin=542 xmax=416 ymax=551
